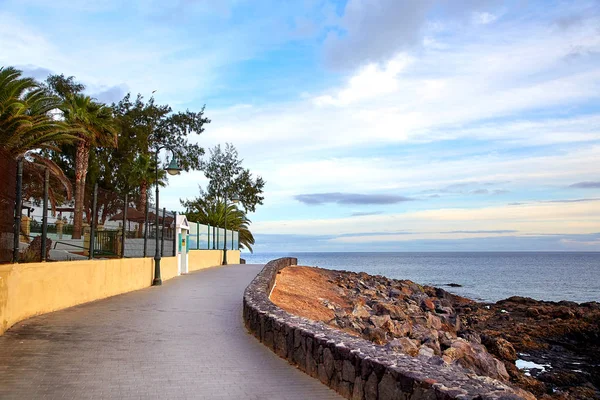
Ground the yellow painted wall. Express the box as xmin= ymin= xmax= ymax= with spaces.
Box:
xmin=161 ymin=256 xmax=180 ymax=281
xmin=0 ymin=250 xmax=236 ymax=336
xmin=228 ymin=250 xmax=241 ymax=264
xmin=0 ymin=266 xmax=10 ymax=334
xmin=187 ymin=250 xmax=240 ymax=272
xmin=0 ymin=257 xmax=175 ymax=335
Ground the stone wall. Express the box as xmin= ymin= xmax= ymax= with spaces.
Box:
xmin=243 ymin=258 xmax=530 ymax=400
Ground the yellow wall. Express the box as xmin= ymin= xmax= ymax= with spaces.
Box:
xmin=188 ymin=250 xmax=240 ymax=272
xmin=161 ymin=256 xmax=180 ymax=281
xmin=228 ymin=250 xmax=241 ymax=264
xmin=0 ymin=250 xmax=236 ymax=336
xmin=0 ymin=257 xmax=157 ymax=335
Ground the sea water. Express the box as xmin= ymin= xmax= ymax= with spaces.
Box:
xmin=242 ymin=252 xmax=600 ymax=303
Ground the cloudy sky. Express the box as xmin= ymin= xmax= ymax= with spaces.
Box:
xmin=2 ymin=0 xmax=600 ymax=252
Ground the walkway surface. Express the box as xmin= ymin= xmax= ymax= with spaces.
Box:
xmin=0 ymin=264 xmax=342 ymax=400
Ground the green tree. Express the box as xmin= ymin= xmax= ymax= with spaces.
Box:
xmin=110 ymin=93 xmax=209 ymax=213
xmin=0 ymin=67 xmax=75 ymax=207
xmin=182 ymin=144 xmax=264 ymax=253
xmin=41 ymin=85 xmax=210 ymax=233
xmin=22 ymin=153 xmax=73 ymax=211
xmin=61 ymin=94 xmax=117 ymax=238
xmin=44 ymin=74 xmax=85 ymax=99
xmin=201 ymin=143 xmax=265 ymax=213
xmin=0 ymin=67 xmax=76 ymax=157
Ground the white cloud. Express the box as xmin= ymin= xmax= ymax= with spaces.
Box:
xmin=194 ymin=15 xmax=600 ymax=215
xmin=0 ymin=12 xmax=219 ymax=105
xmin=253 ymin=199 xmax=600 ymax=239
xmin=313 ymin=54 xmax=413 ymax=106
xmin=3 ymin=0 xmax=600 ymax=247
xmin=322 ymin=0 xmax=502 ymax=69
xmin=472 ymin=12 xmax=498 ymax=25
xmin=204 ymin=14 xmax=600 ymax=159
xmin=560 ymin=238 xmax=600 ymax=246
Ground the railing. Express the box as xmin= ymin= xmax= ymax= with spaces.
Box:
xmin=188 ymin=222 xmax=239 ymax=251
xmin=94 ymin=230 xmax=120 ymax=257
xmin=30 ymin=222 xmax=74 ymax=237
xmin=10 ymin=207 xmax=238 ymax=263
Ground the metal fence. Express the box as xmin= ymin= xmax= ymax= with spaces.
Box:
xmin=1 ymin=154 xmax=241 ymax=264
xmin=0 ymin=151 xmax=17 ymax=263
xmin=188 ymin=222 xmax=239 ymax=251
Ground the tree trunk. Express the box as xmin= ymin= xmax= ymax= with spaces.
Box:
xmin=72 ymin=141 xmax=90 ymax=239
xmin=137 ymin=180 xmax=148 ymax=237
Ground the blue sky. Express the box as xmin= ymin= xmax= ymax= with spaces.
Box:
xmin=2 ymin=0 xmax=600 ymax=252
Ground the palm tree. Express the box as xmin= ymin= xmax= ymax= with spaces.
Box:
xmin=0 ymin=66 xmax=75 ymax=208
xmin=183 ymin=198 xmax=255 ymax=253
xmin=22 ymin=153 xmax=73 ymax=210
xmin=61 ymin=94 xmax=117 ymax=239
xmin=0 ymin=67 xmax=75 ymax=261
xmin=0 ymin=66 xmax=75 ymax=157
xmin=124 ymin=153 xmax=166 ymax=236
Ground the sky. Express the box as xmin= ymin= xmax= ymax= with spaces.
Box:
xmin=1 ymin=0 xmax=600 ymax=252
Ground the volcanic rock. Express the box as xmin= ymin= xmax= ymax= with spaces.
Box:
xmin=270 ymin=266 xmax=600 ymax=399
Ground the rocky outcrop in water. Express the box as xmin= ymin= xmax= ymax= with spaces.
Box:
xmin=315 ymin=269 xmax=599 ymax=399
xmin=457 ymin=296 xmax=600 ymax=400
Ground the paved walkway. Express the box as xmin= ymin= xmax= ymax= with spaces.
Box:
xmin=0 ymin=264 xmax=342 ymax=400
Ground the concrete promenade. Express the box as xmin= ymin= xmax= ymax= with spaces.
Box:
xmin=0 ymin=264 xmax=342 ymax=399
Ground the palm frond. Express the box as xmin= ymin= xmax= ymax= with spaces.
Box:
xmin=183 ymin=198 xmax=256 ymax=253
xmin=0 ymin=66 xmax=78 ymax=157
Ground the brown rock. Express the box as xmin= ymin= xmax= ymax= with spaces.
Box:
xmin=421 ymin=298 xmax=435 ymax=311
xmin=372 ymin=302 xmax=407 ymax=320
xmin=427 ymin=313 xmax=443 ymax=330
xmin=526 ymin=307 xmax=540 ymax=318
xmin=271 ymin=266 xmax=600 ymax=398
xmin=363 ymin=289 xmax=377 ymax=297
xmin=442 ymin=346 xmax=463 ymax=363
xmin=482 ymin=336 xmax=517 ymax=362
xmin=380 ymin=319 xmax=396 ymax=335
xmin=451 ymin=339 xmax=509 ymax=381
xmin=406 ymin=304 xmax=421 ymax=315
xmin=392 ymin=320 xmax=412 ymax=337
xmin=352 ymin=304 xmax=371 ymax=319
xmin=410 ymin=324 xmax=438 ymax=344
xmin=418 ymin=346 xmax=435 ymax=358
xmin=350 ymin=320 xmax=367 ymax=332
xmin=400 ymin=286 xmax=413 ymax=296
xmin=411 ymin=315 xmax=428 ymax=326
xmin=369 ymin=314 xmax=392 ymax=329
xmin=385 ymin=337 xmax=419 ymax=356
xmin=423 ymin=338 xmax=442 ymax=355
xmin=364 ymin=327 xmax=387 ymax=345
xmin=439 ymin=331 xmax=456 ymax=348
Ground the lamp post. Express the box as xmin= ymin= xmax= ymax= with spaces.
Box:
xmin=222 ymin=192 xmax=239 ymax=265
xmin=152 ymin=146 xmax=182 ymax=286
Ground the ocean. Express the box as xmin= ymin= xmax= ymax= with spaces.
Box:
xmin=242 ymin=252 xmax=600 ymax=303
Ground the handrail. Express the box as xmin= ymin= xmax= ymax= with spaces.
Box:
xmin=53 ymin=241 xmax=86 ymax=250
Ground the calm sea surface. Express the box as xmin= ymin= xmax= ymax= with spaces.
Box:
xmin=242 ymin=252 xmax=600 ymax=303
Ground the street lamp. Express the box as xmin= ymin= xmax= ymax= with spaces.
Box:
xmin=153 ymin=147 xmax=182 ymax=286
xmin=166 ymin=156 xmax=182 ymax=176
xmin=222 ymin=192 xmax=239 ymax=265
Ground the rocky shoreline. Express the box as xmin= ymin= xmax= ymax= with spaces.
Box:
xmin=270 ymin=266 xmax=600 ymax=399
